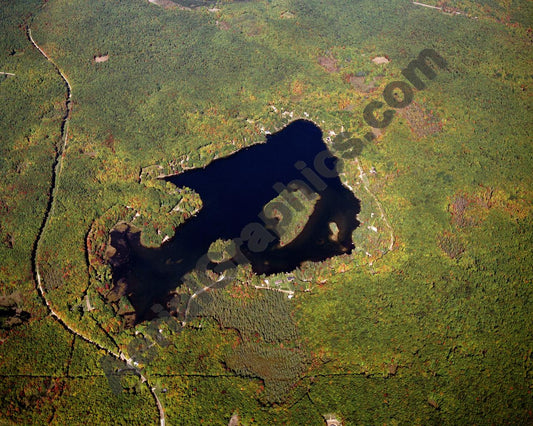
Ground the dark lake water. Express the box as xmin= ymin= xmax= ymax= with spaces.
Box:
xmin=109 ymin=119 xmax=360 ymax=323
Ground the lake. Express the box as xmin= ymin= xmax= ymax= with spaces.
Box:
xmin=108 ymin=119 xmax=360 ymax=323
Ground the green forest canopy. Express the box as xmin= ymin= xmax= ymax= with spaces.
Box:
xmin=0 ymin=0 xmax=531 ymax=424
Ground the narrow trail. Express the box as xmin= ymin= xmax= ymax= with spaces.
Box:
xmin=354 ymin=158 xmax=395 ymax=262
xmin=411 ymin=1 xmax=466 ymax=17
xmin=412 ymin=1 xmax=442 ymax=10
xmin=27 ymin=26 xmax=165 ymax=426
xmin=183 ymin=273 xmax=231 ymax=324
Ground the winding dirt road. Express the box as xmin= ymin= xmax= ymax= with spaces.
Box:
xmin=27 ymin=26 xmax=165 ymax=426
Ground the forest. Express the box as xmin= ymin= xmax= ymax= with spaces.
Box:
xmin=0 ymin=0 xmax=531 ymax=424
